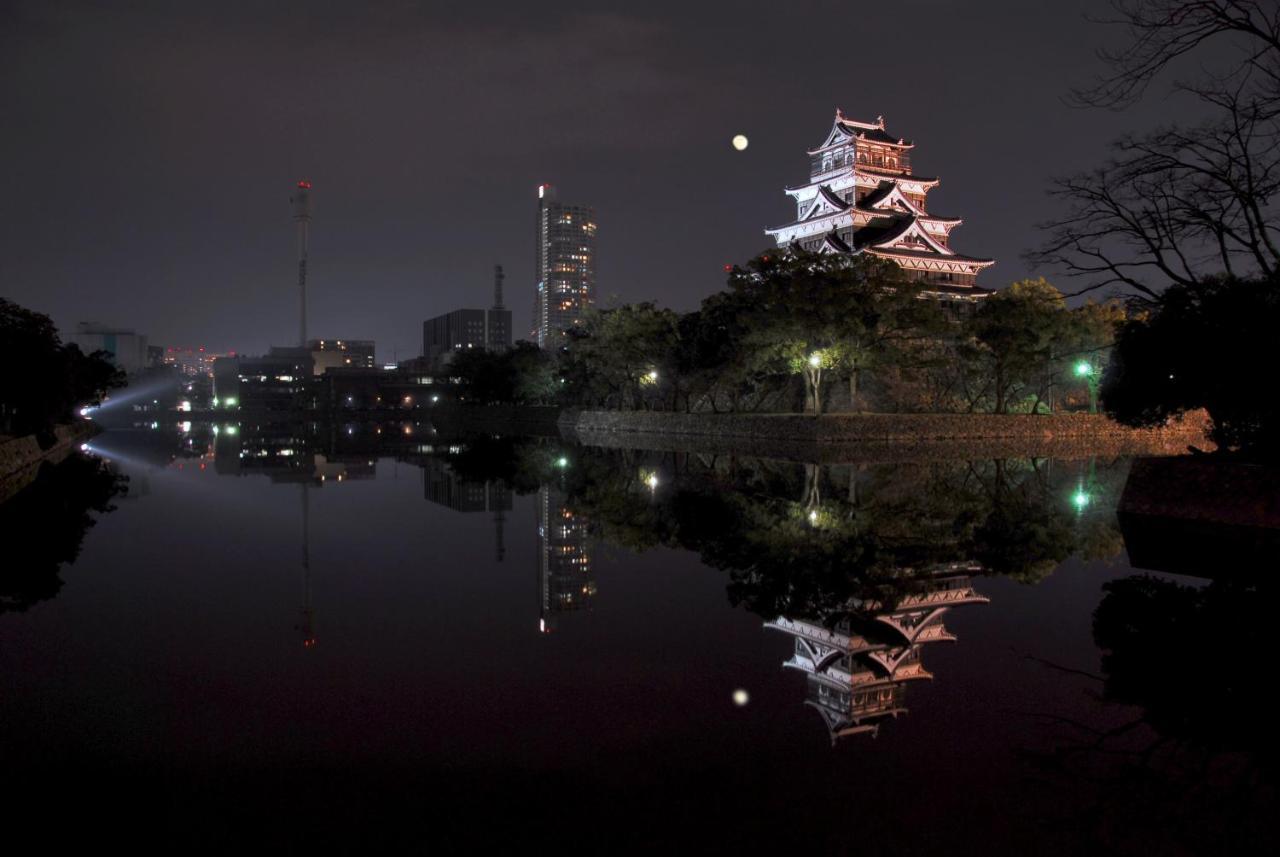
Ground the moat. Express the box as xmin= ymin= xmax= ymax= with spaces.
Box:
xmin=1 ymin=424 xmax=1273 ymax=854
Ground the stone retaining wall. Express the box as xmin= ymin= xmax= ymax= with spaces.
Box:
xmin=428 ymin=404 xmax=563 ymax=436
xmin=0 ymin=422 xmax=99 ymax=503
xmin=559 ymin=410 xmax=1210 ymax=463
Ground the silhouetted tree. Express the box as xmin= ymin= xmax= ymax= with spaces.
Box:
xmin=0 ymin=453 xmax=126 ymax=615
xmin=0 ymin=298 xmax=125 ymax=442
xmin=1036 ymin=1 xmax=1280 ymax=297
xmin=1102 ymin=275 xmax=1279 ymax=457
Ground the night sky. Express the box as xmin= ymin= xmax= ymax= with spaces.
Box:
xmin=1 ymin=1 xmax=1229 ymax=361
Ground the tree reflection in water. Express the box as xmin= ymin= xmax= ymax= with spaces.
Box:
xmin=0 ymin=452 xmax=126 ymax=614
xmin=1019 ymin=568 xmax=1277 ymax=854
xmin=440 ymin=440 xmax=1129 ymax=742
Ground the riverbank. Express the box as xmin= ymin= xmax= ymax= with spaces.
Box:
xmin=0 ymin=422 xmax=100 ymax=504
xmin=558 ymin=409 xmax=1210 ymax=463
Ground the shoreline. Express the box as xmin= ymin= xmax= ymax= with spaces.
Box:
xmin=0 ymin=422 xmax=100 ymax=504
xmin=556 ymin=409 xmax=1209 ymax=462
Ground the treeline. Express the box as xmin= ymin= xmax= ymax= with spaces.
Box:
xmin=449 ymin=250 xmax=1118 ymax=416
xmin=1 ymin=298 xmax=125 ymax=445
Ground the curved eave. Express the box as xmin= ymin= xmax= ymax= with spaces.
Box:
xmin=869 ymin=247 xmax=996 ymax=269
xmin=785 ymin=171 xmax=940 ymax=195
xmin=921 ymin=285 xmax=996 ymax=298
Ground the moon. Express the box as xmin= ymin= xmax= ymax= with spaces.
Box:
xmin=732 ymin=134 xmax=749 ymax=151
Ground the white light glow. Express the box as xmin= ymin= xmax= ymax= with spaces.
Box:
xmin=732 ymin=134 xmax=749 ymax=151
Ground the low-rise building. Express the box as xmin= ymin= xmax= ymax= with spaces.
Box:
xmin=308 ymin=339 xmax=375 ymax=375
xmin=68 ymin=322 xmax=149 ymax=374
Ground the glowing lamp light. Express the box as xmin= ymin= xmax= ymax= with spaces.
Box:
xmin=1073 ymin=489 xmax=1091 ymax=510
xmin=808 ymin=352 xmax=822 ymax=368
xmin=732 ymin=689 xmax=750 ymax=707
xmin=555 ymin=456 xmax=569 ymax=469
xmin=731 ymin=134 xmax=749 ymax=151
xmin=1075 ymin=361 xmax=1093 ymax=377
xmin=723 ymin=264 xmax=733 ymax=273
xmin=224 ymin=397 xmax=238 ymax=407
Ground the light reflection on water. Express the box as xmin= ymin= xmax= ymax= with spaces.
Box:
xmin=1 ymin=424 xmax=1274 ymax=853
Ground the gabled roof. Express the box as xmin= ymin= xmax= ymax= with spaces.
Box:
xmin=851 ymin=214 xmax=915 ymax=251
xmin=818 ymin=185 xmax=852 ymax=211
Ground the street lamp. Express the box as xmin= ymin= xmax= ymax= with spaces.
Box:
xmin=808 ymin=352 xmax=822 ymax=368
xmin=1075 ymin=360 xmax=1098 ymax=413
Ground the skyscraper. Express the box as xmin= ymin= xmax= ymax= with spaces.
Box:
xmin=533 ymin=184 xmax=596 ymax=348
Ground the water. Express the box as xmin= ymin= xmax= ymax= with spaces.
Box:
xmin=1 ymin=424 xmax=1274 ymax=854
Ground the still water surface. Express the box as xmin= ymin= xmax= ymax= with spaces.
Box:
xmin=1 ymin=425 xmax=1273 ymax=854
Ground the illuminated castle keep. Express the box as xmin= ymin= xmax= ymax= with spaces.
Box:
xmin=767 ymin=110 xmax=994 ymax=300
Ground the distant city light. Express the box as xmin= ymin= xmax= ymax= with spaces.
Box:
xmin=732 ymin=688 xmax=750 ymax=706
xmin=224 ymin=397 xmax=238 ymax=407
xmin=732 ymin=134 xmax=749 ymax=151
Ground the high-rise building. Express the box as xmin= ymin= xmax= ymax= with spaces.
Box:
xmin=533 ymin=184 xmax=596 ymax=347
xmin=767 ymin=110 xmax=994 ymax=303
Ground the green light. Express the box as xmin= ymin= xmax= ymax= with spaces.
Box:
xmin=225 ymin=396 xmax=238 ymax=407
xmin=1073 ymin=489 xmax=1090 ymax=510
xmin=1074 ymin=361 xmax=1092 ymax=377
xmin=556 ymin=456 xmax=569 ymax=468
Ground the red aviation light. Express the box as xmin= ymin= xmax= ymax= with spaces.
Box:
xmin=723 ymin=264 xmax=733 ymax=273
xmin=297 ymin=180 xmax=312 ymax=189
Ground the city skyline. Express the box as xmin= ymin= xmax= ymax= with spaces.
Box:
xmin=0 ymin=1 xmax=1237 ymax=361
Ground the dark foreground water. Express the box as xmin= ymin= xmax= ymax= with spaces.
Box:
xmin=1 ymin=424 xmax=1275 ymax=854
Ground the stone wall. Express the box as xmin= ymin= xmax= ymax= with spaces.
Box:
xmin=427 ymin=404 xmax=563 ymax=436
xmin=0 ymin=421 xmax=99 ymax=503
xmin=559 ymin=409 xmax=1211 ymax=463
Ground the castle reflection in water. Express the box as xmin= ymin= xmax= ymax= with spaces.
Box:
xmin=74 ymin=420 xmax=1138 ymax=744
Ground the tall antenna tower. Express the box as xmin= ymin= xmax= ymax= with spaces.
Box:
xmin=291 ymin=180 xmax=313 ymax=347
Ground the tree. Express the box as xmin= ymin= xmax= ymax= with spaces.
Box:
xmin=725 ymin=249 xmax=927 ymax=415
xmin=961 ymin=278 xmax=1073 ymax=413
xmin=1036 ymin=1 xmax=1280 ymax=298
xmin=558 ymin=303 xmax=679 ymax=410
xmin=0 ymin=298 xmax=124 ymax=441
xmin=1101 ymin=275 xmax=1279 ymax=457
